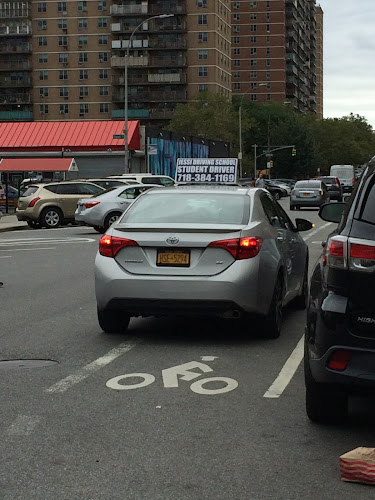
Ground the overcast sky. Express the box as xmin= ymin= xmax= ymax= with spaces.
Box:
xmin=318 ymin=0 xmax=375 ymax=129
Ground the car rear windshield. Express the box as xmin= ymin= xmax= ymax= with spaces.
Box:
xmin=318 ymin=177 xmax=336 ymax=184
xmin=123 ymin=193 xmax=248 ymax=225
xmin=295 ymin=181 xmax=321 ymax=189
xmin=21 ymin=186 xmax=38 ymax=197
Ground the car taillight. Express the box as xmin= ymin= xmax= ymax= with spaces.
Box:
xmin=99 ymin=235 xmax=138 ymax=258
xmin=84 ymin=201 xmax=100 ymax=209
xmin=352 ymin=178 xmax=355 ymax=185
xmin=318 ymin=190 xmax=323 ymax=195
xmin=325 ymin=236 xmax=347 ymax=269
xmin=208 ymin=237 xmax=263 ymax=259
xmin=349 ymin=242 xmax=375 ymax=272
xmin=335 ymin=178 xmax=340 ymax=186
xmin=28 ymin=197 xmax=40 ymax=207
xmin=327 ymin=349 xmax=351 ymax=371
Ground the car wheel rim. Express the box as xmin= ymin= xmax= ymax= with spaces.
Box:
xmin=46 ymin=211 xmax=59 ymax=226
xmin=108 ymin=215 xmax=119 ymax=226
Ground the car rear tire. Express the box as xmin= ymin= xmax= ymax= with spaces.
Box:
xmin=27 ymin=220 xmax=42 ymax=229
xmin=40 ymin=207 xmax=63 ymax=228
xmin=104 ymin=211 xmax=122 ymax=230
xmin=93 ymin=225 xmax=106 ymax=234
xmin=97 ymin=308 xmax=130 ymax=334
xmin=304 ymin=355 xmax=348 ymax=424
xmin=293 ymin=262 xmax=308 ymax=310
xmin=263 ymin=277 xmax=283 ymax=339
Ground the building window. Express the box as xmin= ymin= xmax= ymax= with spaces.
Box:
xmin=197 ymin=0 xmax=207 ymax=6
xmin=78 ymin=35 xmax=88 ymax=46
xmin=39 ymin=87 xmax=48 ymax=97
xmin=38 ymin=36 xmax=47 ymax=47
xmin=250 ymin=24 xmax=257 ymax=32
xmin=99 ymin=86 xmax=109 ymax=96
xmin=57 ymin=1 xmax=67 ymax=12
xmin=250 ymin=82 xmax=257 ymax=89
xmin=37 ymin=2 xmax=46 ymax=12
xmin=98 ymin=0 xmax=106 ymax=10
xmin=198 ymin=14 xmax=208 ymax=25
xmin=234 ymin=82 xmax=240 ymax=90
xmin=78 ymin=18 xmax=88 ymax=30
xmin=58 ymin=36 xmax=68 ymax=47
xmin=38 ymin=53 xmax=48 ymax=64
xmin=266 ymin=59 xmax=271 ymax=67
xmin=266 ymin=0 xmax=270 ymax=8
xmin=250 ymin=94 xmax=257 ymax=101
xmin=266 ymin=47 xmax=270 ymax=55
xmin=99 ymin=103 xmax=109 ymax=113
xmin=250 ymin=47 xmax=257 ymax=55
xmin=250 ymin=59 xmax=257 ymax=66
xmin=59 ymin=86 xmax=69 ymax=97
xmin=250 ymin=13 xmax=257 ymax=20
xmin=79 ymin=103 xmax=89 ymax=115
xmin=250 ymin=36 xmax=257 ymax=43
xmin=98 ymin=35 xmax=108 ymax=45
xmin=266 ymin=35 xmax=270 ymax=43
xmin=267 ymin=93 xmax=271 ymax=101
xmin=39 ymin=104 xmax=48 ymax=114
xmin=97 ymin=17 xmax=107 ymax=28
xmin=250 ymin=1 xmax=257 ymax=7
xmin=59 ymin=70 xmax=68 ymax=80
xmin=198 ymin=66 xmax=208 ymax=77
xmin=233 ymin=71 xmax=240 ymax=78
xmin=198 ymin=84 xmax=208 ymax=91
xmin=59 ymin=103 xmax=69 ymax=114
xmin=198 ymin=32 xmax=208 ymax=43
xmin=266 ymin=83 xmax=271 ymax=90
xmin=233 ymin=1 xmax=240 ymax=8
xmin=38 ymin=20 xmax=47 ymax=30
xmin=233 ymin=25 xmax=240 ymax=33
xmin=266 ymin=24 xmax=270 ymax=32
xmin=234 ymin=59 xmax=240 ymax=67
xmin=233 ymin=36 xmax=240 ymax=44
xmin=39 ymin=70 xmax=48 ymax=80
xmin=198 ymin=49 xmax=208 ymax=60
xmin=266 ymin=70 xmax=271 ymax=79
xmin=79 ymin=52 xmax=88 ymax=63
xmin=98 ymin=52 xmax=108 ymax=62
xmin=58 ymin=18 xmax=67 ymax=30
xmin=78 ymin=0 xmax=87 ymax=12
xmin=58 ymin=53 xmax=68 ymax=63
xmin=233 ymin=48 xmax=240 ymax=55
xmin=266 ymin=12 xmax=270 ymax=21
xmin=233 ymin=13 xmax=240 ymax=21
xmin=99 ymin=69 xmax=108 ymax=79
xmin=79 ymin=69 xmax=89 ymax=80
xmin=79 ymin=86 xmax=89 ymax=97
xmin=250 ymin=70 xmax=257 ymax=78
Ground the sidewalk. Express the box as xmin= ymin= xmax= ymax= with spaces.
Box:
xmin=0 ymin=214 xmax=28 ymax=233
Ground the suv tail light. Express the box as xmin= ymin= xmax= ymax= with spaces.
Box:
xmin=325 ymin=237 xmax=375 ymax=273
xmin=208 ymin=237 xmax=263 ymax=259
xmin=84 ymin=201 xmax=100 ymax=209
xmin=349 ymin=242 xmax=375 ymax=272
xmin=99 ymin=235 xmax=138 ymax=258
xmin=28 ymin=197 xmax=40 ymax=207
xmin=352 ymin=178 xmax=355 ymax=185
xmin=335 ymin=178 xmax=340 ymax=186
xmin=327 ymin=349 xmax=351 ymax=371
xmin=325 ymin=236 xmax=347 ymax=269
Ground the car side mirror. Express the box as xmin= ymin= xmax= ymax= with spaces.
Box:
xmin=295 ymin=218 xmax=313 ymax=232
xmin=319 ymin=202 xmax=346 ymax=223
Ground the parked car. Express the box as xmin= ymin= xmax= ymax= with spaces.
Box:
xmin=71 ymin=178 xmax=133 ymax=190
xmin=273 ymin=178 xmax=296 ymax=189
xmin=75 ymin=183 xmax=161 ymax=233
xmin=268 ymin=180 xmax=291 ymax=196
xmin=290 ymin=180 xmax=330 ymax=210
xmin=316 ymin=176 xmax=343 ymax=201
xmin=107 ymin=174 xmax=175 ymax=187
xmin=0 ymin=184 xmax=19 ymax=210
xmin=262 ymin=180 xmax=286 ymax=200
xmin=305 ymin=158 xmax=375 ymax=423
xmin=16 ymin=181 xmax=105 ymax=228
xmin=95 ymin=185 xmax=313 ymax=337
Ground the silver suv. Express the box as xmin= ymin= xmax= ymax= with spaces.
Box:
xmin=16 ymin=181 xmax=104 ymax=229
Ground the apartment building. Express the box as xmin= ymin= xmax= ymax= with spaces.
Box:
xmin=232 ymin=0 xmax=322 ymax=115
xmin=0 ymin=0 xmax=231 ymax=125
xmin=315 ymin=3 xmax=323 ymax=119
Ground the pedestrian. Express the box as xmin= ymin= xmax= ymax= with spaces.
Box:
xmin=255 ymin=173 xmax=265 ymax=188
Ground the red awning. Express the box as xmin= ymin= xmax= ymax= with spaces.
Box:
xmin=0 ymin=158 xmax=78 ymax=172
xmin=0 ymin=120 xmax=140 ymax=152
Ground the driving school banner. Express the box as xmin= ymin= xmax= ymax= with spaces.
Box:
xmin=175 ymin=158 xmax=238 ymax=184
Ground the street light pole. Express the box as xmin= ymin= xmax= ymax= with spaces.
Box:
xmin=124 ymin=13 xmax=174 ymax=174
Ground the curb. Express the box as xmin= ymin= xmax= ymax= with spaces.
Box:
xmin=0 ymin=225 xmax=29 ymax=233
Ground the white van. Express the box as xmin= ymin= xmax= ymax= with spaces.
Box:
xmin=329 ymin=165 xmax=355 ymax=193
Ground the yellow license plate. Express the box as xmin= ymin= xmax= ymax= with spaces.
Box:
xmin=303 ymin=193 xmax=311 ymax=196
xmin=157 ymin=249 xmax=190 ymax=267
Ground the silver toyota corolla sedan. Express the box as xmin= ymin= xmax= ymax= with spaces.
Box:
xmin=75 ymin=183 xmax=161 ymax=233
xmin=95 ymin=185 xmax=313 ymax=338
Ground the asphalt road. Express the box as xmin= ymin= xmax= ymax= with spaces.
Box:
xmin=1 ymin=198 xmax=374 ymax=500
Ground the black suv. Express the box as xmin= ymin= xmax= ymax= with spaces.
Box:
xmin=317 ymin=176 xmax=343 ymax=201
xmin=305 ymin=158 xmax=375 ymax=423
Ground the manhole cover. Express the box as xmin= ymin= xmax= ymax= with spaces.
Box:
xmin=0 ymin=359 xmax=58 ymax=369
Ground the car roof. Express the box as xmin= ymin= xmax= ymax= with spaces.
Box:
xmin=139 ymin=184 xmax=254 ymax=195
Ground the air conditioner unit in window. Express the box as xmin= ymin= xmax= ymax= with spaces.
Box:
xmin=79 ymin=95 xmax=83 ymax=99
xmin=63 ymin=10 xmax=67 ymax=15
xmin=60 ymin=110 xmax=65 ymax=114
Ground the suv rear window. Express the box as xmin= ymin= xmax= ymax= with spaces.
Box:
xmin=295 ymin=181 xmax=321 ymax=189
xmin=21 ymin=186 xmax=39 ymax=197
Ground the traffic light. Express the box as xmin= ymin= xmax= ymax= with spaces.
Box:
xmin=291 ymin=147 xmax=297 ymax=156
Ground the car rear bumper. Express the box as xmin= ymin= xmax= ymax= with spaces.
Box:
xmin=290 ymin=197 xmax=325 ymax=207
xmin=16 ymin=209 xmax=39 ymax=222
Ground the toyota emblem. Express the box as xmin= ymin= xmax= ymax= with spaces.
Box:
xmin=166 ymin=236 xmax=179 ymax=245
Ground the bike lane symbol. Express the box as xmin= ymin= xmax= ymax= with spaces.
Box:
xmin=106 ymin=357 xmax=238 ymax=395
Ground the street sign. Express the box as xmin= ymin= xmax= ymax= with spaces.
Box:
xmin=113 ymin=134 xmax=124 ymax=139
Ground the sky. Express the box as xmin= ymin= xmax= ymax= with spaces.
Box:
xmin=318 ymin=0 xmax=375 ymax=128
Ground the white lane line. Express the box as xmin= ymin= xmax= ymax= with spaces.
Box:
xmin=0 ymin=255 xmax=11 ymax=258
xmin=6 ymin=415 xmax=40 ymax=436
xmin=0 ymin=237 xmax=95 ymax=246
xmin=0 ymin=247 xmax=57 ymax=252
xmin=303 ymin=222 xmax=332 ymax=242
xmin=45 ymin=340 xmax=139 ymax=394
xmin=263 ymin=335 xmax=304 ymax=399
